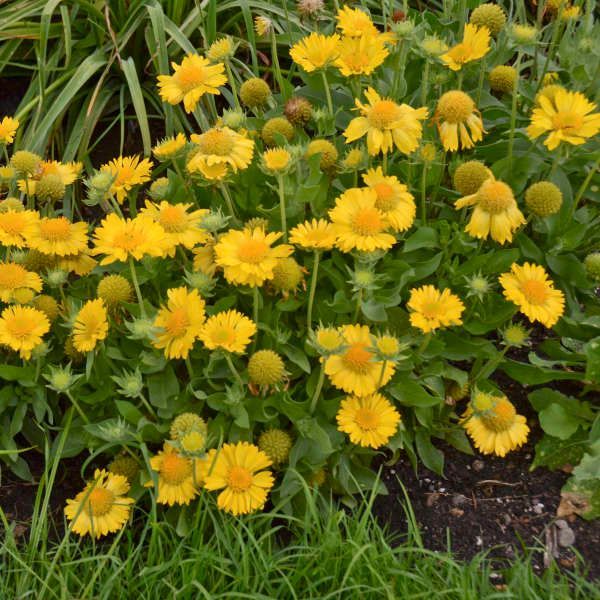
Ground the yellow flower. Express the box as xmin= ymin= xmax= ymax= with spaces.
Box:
xmin=199 ymin=309 xmax=256 ymax=353
xmin=193 ymin=240 xmax=217 ymax=276
xmin=202 ymin=442 xmax=274 ymax=516
xmin=362 ymin=167 xmax=415 ymax=232
xmin=334 ymin=34 xmax=389 ymax=77
xmin=262 ymin=148 xmax=291 ymax=173
xmin=100 ymin=155 xmax=153 ymax=204
xmin=324 ymin=324 xmax=395 ymax=397
xmin=289 ymin=32 xmax=341 ymax=73
xmin=0 ymin=116 xmax=19 ymax=145
xmin=0 ymin=263 xmax=42 ymax=302
xmin=336 ymin=6 xmax=378 ymax=37
xmin=343 ymin=87 xmax=428 ymax=156
xmin=17 ymin=160 xmax=82 ymax=195
xmin=254 ymin=15 xmax=273 ymax=37
xmin=152 ymin=287 xmax=206 ymax=359
xmin=64 ymin=469 xmax=134 ymax=539
xmin=188 ymin=127 xmax=254 ymax=174
xmin=289 ymin=219 xmax=337 ymax=250
xmin=329 ymin=188 xmax=396 ymax=253
xmin=314 ymin=326 xmax=345 ymax=354
xmin=527 ymin=88 xmax=600 ymax=151
xmin=157 ymin=54 xmax=227 ymax=113
xmin=434 ymin=90 xmax=485 ymax=152
xmin=535 ymin=84 xmax=565 ymax=106
xmin=214 ymin=227 xmax=293 ymax=287
xmin=561 ymin=5 xmax=581 ymax=19
xmin=454 ymin=177 xmax=526 ymax=244
xmin=441 ymin=23 xmax=490 ymax=71
xmin=421 ymin=36 xmax=449 ymax=57
xmin=152 ymin=133 xmax=187 ymax=161
xmin=149 ymin=443 xmax=200 ymax=506
xmin=336 ymin=393 xmax=401 ymax=448
xmin=407 ymin=285 xmax=464 ymax=333
xmin=92 ymin=214 xmax=173 ymax=265
xmin=139 ymin=200 xmax=209 ymax=253
xmin=26 ymin=216 xmax=88 ymax=257
xmin=58 ymin=252 xmax=97 ymax=276
xmin=462 ymin=392 xmax=529 ymax=457
xmin=72 ymin=299 xmax=109 ymax=353
xmin=0 ymin=305 xmax=50 ymax=359
xmin=207 ymin=37 xmax=235 ymax=62
xmin=499 ymin=262 xmax=565 ymax=328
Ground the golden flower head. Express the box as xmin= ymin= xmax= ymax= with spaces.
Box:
xmin=247 ymin=349 xmax=286 ymax=386
xmin=335 ymin=6 xmax=378 ymax=38
xmin=312 ymin=325 xmax=345 ymax=355
xmin=254 ymin=15 xmax=273 ymax=37
xmin=489 ymin=65 xmax=517 ymax=94
xmin=152 ymin=133 xmax=187 ymax=161
xmin=10 ymin=151 xmax=41 ymax=176
xmin=453 ymin=160 xmax=492 ymax=196
xmin=305 ymin=139 xmax=338 ymax=171
xmin=0 ymin=262 xmax=42 ymax=302
xmin=262 ymin=117 xmax=295 ymax=147
xmin=469 ymin=3 xmax=506 ymax=37
xmin=271 ymin=256 xmax=303 ymax=294
xmin=502 ymin=323 xmax=530 ymax=347
xmin=97 ymin=274 xmax=133 ymax=308
xmin=170 ymin=412 xmax=208 ymax=441
xmin=100 ymin=155 xmax=153 ymax=204
xmin=342 ymin=147 xmax=366 ymax=170
xmin=499 ymin=262 xmax=565 ymax=328
xmin=148 ymin=443 xmax=199 ymax=506
xmin=441 ymin=24 xmax=490 ymax=71
xmin=261 ymin=148 xmax=292 ymax=173
xmin=334 ymin=34 xmax=389 ymax=78
xmin=434 ymin=90 xmax=485 ymax=152
xmin=421 ymin=36 xmax=449 ymax=57
xmin=510 ymin=24 xmax=538 ymax=44
xmin=188 ymin=127 xmax=254 ymax=173
xmin=258 ymin=429 xmax=292 ymax=466
xmin=525 ymin=181 xmax=563 ymax=217
xmin=289 ymin=218 xmax=337 ymax=251
xmin=199 ymin=309 xmax=257 ymax=354
xmin=0 ymin=116 xmax=19 ymax=145
xmin=290 ymin=32 xmax=341 ymax=73
xmin=158 ymin=54 xmax=227 ymax=113
xmin=72 ymin=299 xmax=109 ymax=353
xmin=0 ymin=305 xmax=50 ymax=359
xmin=239 ymin=78 xmax=271 ymax=108
xmin=207 ymin=37 xmax=236 ymax=62
xmin=284 ymin=97 xmax=313 ymax=126
xmin=407 ymin=285 xmax=465 ymax=333
xmin=26 ymin=216 xmax=88 ymax=257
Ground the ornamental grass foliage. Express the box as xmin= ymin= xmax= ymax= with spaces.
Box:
xmin=0 ymin=1 xmax=600 ymax=537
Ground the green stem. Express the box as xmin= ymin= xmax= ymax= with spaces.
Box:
xmin=225 ymin=353 xmax=245 ymax=387
xmin=277 ymin=175 xmax=287 ymax=241
xmin=219 ymin=183 xmax=237 ymax=219
xmin=474 ymin=346 xmax=509 ymax=381
xmin=320 ymin=71 xmax=334 ymax=125
xmin=376 ymin=359 xmax=388 ymax=390
xmin=353 ymin=289 xmax=363 ymax=322
xmin=535 ymin=5 xmax=565 ymax=96
xmin=420 ymin=162 xmax=429 ymax=225
xmin=309 ymin=365 xmax=325 ymax=414
xmin=252 ymin=286 xmax=260 ymax=351
xmin=507 ymin=52 xmax=523 ymax=175
xmin=416 ymin=332 xmax=432 ymax=355
xmin=572 ymin=156 xmax=600 ymax=215
xmin=382 ymin=152 xmax=388 ymax=175
xmin=128 ymin=257 xmax=147 ymax=319
xmin=225 ymin=60 xmax=241 ymax=110
xmin=137 ymin=392 xmax=157 ymax=420
xmin=456 ymin=71 xmax=464 ymax=91
xmin=421 ymin=60 xmax=431 ymax=106
xmin=66 ymin=391 xmax=90 ymax=424
xmin=173 ymin=161 xmax=194 ymax=200
xmin=306 ymin=250 xmax=320 ymax=331
xmin=476 ymin=56 xmax=487 ymax=105
xmin=270 ymin=31 xmax=286 ymax=99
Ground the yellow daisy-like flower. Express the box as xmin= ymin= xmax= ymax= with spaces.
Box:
xmin=0 ymin=263 xmax=43 ymax=302
xmin=214 ymin=227 xmax=293 ymax=287
xmin=407 ymin=285 xmax=465 ymax=333
xmin=336 ymin=393 xmax=401 ymax=448
xmin=329 ymin=188 xmax=396 ymax=253
xmin=207 ymin=37 xmax=235 ymax=62
xmin=324 ymin=324 xmax=395 ymax=397
xmin=0 ymin=305 xmax=50 ymax=359
xmin=362 ymin=167 xmax=416 ymax=232
xmin=72 ymin=299 xmax=109 ymax=353
xmin=152 ymin=287 xmax=206 ymax=359
xmin=17 ymin=160 xmax=82 ymax=195
xmin=526 ymin=89 xmax=600 ymax=151
xmin=92 ymin=214 xmax=172 ymax=265
xmin=344 ymin=87 xmax=428 ymax=156
xmin=0 ymin=209 xmax=39 ymax=248
xmin=149 ymin=443 xmax=199 ymax=506
xmin=64 ymin=469 xmax=134 ymax=539
xmin=188 ymin=160 xmax=230 ymax=181
xmin=139 ymin=200 xmax=209 ymax=253
xmin=58 ymin=252 xmax=97 ymax=276
xmin=188 ymin=127 xmax=254 ymax=174
xmin=290 ymin=32 xmax=341 ymax=73
xmin=203 ymin=442 xmax=274 ymax=516
xmin=100 ymin=155 xmax=153 ymax=204
xmin=499 ymin=262 xmax=565 ymax=328
xmin=157 ymin=54 xmax=228 ymax=113
xmin=462 ymin=392 xmax=529 ymax=457
xmin=334 ymin=34 xmax=389 ymax=77
xmin=254 ymin=15 xmax=273 ymax=37
xmin=26 ymin=216 xmax=88 ymax=257
xmin=199 ymin=309 xmax=256 ymax=354
xmin=193 ymin=240 xmax=217 ymax=276
xmin=152 ymin=133 xmax=187 ymax=161
xmin=441 ymin=23 xmax=490 ymax=71
xmin=434 ymin=90 xmax=485 ymax=152
xmin=454 ymin=177 xmax=526 ymax=244
xmin=0 ymin=116 xmax=19 ymax=145
xmin=289 ymin=219 xmax=337 ymax=251
xmin=262 ymin=148 xmax=291 ymax=173
xmin=336 ymin=6 xmax=379 ymax=38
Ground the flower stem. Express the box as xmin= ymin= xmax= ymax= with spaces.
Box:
xmin=309 ymin=364 xmax=325 ymax=414
xmin=376 ymin=359 xmax=388 ymax=390
xmin=137 ymin=392 xmax=157 ymax=420
xmin=128 ymin=257 xmax=147 ymax=319
xmin=456 ymin=71 xmax=464 ymax=91
xmin=219 ymin=183 xmax=237 ymax=219
xmin=507 ymin=52 xmax=522 ymax=175
xmin=225 ymin=353 xmax=245 ymax=387
xmin=416 ymin=332 xmax=432 ymax=356
xmin=421 ymin=60 xmax=431 ymax=106
xmin=277 ymin=175 xmax=287 ymax=242
xmin=66 ymin=391 xmax=90 ymax=424
xmin=270 ymin=30 xmax=287 ymax=100
xmin=572 ymin=156 xmax=600 ymax=215
xmin=306 ymin=250 xmax=320 ymax=332
xmin=225 ymin=60 xmax=241 ymax=110
xmin=420 ymin=162 xmax=429 ymax=225
xmin=320 ymin=71 xmax=334 ymax=127
xmin=252 ymin=286 xmax=260 ymax=351
xmin=476 ymin=56 xmax=487 ymax=105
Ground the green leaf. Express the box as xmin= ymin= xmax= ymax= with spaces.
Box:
xmin=584 ymin=336 xmax=600 ymax=383
xmin=403 ymin=227 xmax=439 ymax=252
xmin=0 ymin=364 xmax=35 ymax=382
xmin=388 ymin=380 xmax=443 ymax=408
xmin=532 ymin=433 xmax=587 ymax=471
xmin=501 ymin=359 xmax=582 ymax=384
xmin=115 ymin=400 xmax=144 ymax=425
xmin=147 ymin=366 xmax=180 ymax=409
xmin=539 ymin=404 xmax=581 ymax=440
xmin=415 ymin=431 xmax=444 ymax=475
xmin=121 ymin=57 xmax=152 ymax=156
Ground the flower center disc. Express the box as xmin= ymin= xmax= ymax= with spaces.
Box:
xmin=0 ymin=264 xmax=27 ymax=289
xmin=373 ymin=183 xmax=396 ymax=212
xmin=87 ymin=487 xmax=114 ymax=517
xmin=40 ymin=218 xmax=71 ymax=241
xmin=521 ymin=280 xmax=549 ymax=305
xmin=480 ymin=399 xmax=516 ymax=432
xmin=197 ymin=130 xmax=235 ymax=157
xmin=165 ymin=307 xmax=190 ymax=336
xmin=421 ymin=301 xmax=442 ymax=319
xmin=437 ymin=91 xmax=475 ymax=123
xmin=175 ymin=64 xmax=206 ymax=92
xmin=238 ymin=239 xmax=269 ymax=263
xmin=477 ymin=181 xmax=513 ymax=214
xmin=355 ymin=407 xmax=379 ymax=431
xmin=160 ymin=452 xmax=192 ymax=485
xmin=227 ymin=465 xmax=253 ymax=492
xmin=368 ymin=100 xmax=400 ymax=129
xmin=0 ymin=213 xmax=26 ymax=235
xmin=552 ymin=111 xmax=584 ymax=132
xmin=6 ymin=315 xmax=36 ymax=339
xmin=342 ymin=343 xmax=373 ymax=373
xmin=352 ymin=208 xmax=383 ymax=236
xmin=159 ymin=206 xmax=187 ymax=233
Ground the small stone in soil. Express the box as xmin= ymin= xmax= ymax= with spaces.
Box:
xmin=472 ymin=460 xmax=485 ymax=472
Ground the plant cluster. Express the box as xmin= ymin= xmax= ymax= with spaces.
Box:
xmin=0 ymin=0 xmax=599 ymax=537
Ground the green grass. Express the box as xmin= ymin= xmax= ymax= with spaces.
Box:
xmin=0 ymin=473 xmax=597 ymax=599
